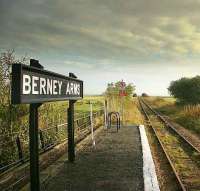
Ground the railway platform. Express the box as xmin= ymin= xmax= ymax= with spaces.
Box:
xmin=20 ymin=124 xmax=160 ymax=191
xmin=38 ymin=125 xmax=144 ymax=191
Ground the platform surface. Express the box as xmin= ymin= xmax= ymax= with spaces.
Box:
xmin=45 ymin=126 xmax=144 ymax=191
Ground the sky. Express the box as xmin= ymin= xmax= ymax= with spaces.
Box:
xmin=1 ymin=0 xmax=200 ymax=95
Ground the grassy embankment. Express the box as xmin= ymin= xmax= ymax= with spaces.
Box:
xmin=143 ymin=96 xmax=200 ymax=136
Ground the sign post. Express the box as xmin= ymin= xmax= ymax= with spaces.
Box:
xmin=68 ymin=100 xmax=76 ymax=162
xmin=67 ymin=72 xmax=78 ymax=162
xmin=29 ymin=103 xmax=40 ymax=191
xmin=11 ymin=60 xmax=83 ymax=191
xmin=29 ymin=59 xmax=43 ymax=191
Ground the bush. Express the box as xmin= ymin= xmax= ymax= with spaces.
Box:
xmin=168 ymin=76 xmax=200 ymax=104
xmin=141 ymin=93 xmax=148 ymax=97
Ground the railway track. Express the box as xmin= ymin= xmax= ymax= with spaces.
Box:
xmin=139 ymin=97 xmax=200 ymax=191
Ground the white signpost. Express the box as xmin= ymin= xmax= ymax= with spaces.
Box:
xmin=90 ymin=102 xmax=95 ymax=147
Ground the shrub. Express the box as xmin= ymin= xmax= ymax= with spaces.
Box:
xmin=141 ymin=93 xmax=148 ymax=97
xmin=168 ymin=76 xmax=200 ymax=104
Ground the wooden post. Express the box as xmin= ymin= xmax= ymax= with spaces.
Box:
xmin=29 ymin=103 xmax=40 ymax=191
xmin=29 ymin=59 xmax=43 ymax=191
xmin=68 ymin=100 xmax=76 ymax=162
xmin=67 ymin=72 xmax=78 ymax=162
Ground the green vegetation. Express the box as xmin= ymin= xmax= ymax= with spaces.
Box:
xmin=144 ymin=96 xmax=200 ymax=136
xmin=168 ymin=76 xmax=200 ymax=104
xmin=105 ymin=81 xmax=143 ymax=124
xmin=105 ymin=81 xmax=135 ymax=111
xmin=0 ymin=50 xmax=104 ymax=170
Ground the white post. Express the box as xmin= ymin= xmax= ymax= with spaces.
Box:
xmin=90 ymin=102 xmax=95 ymax=147
xmin=104 ymin=100 xmax=107 ymax=129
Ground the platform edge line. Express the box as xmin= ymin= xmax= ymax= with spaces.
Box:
xmin=139 ymin=125 xmax=160 ymax=191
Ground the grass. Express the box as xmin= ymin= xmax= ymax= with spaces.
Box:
xmin=123 ymin=98 xmax=144 ymax=125
xmin=105 ymin=96 xmax=144 ymax=125
xmin=144 ymin=96 xmax=200 ymax=136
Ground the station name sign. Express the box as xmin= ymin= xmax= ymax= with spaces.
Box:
xmin=12 ymin=64 xmax=83 ymax=104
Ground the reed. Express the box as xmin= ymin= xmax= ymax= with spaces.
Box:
xmin=183 ymin=104 xmax=200 ymax=118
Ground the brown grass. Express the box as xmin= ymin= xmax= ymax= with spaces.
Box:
xmin=183 ymin=104 xmax=200 ymax=118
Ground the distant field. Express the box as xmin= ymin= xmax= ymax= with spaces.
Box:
xmin=144 ymin=96 xmax=200 ymax=136
xmin=75 ymin=95 xmax=104 ymax=113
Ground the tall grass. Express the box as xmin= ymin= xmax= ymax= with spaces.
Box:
xmin=183 ymin=104 xmax=200 ymax=118
xmin=145 ymin=96 xmax=200 ymax=136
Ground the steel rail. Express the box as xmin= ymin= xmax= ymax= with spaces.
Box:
xmin=138 ymin=98 xmax=186 ymax=191
xmin=141 ymin=98 xmax=200 ymax=154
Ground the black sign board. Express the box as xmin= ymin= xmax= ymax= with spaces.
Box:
xmin=12 ymin=64 xmax=83 ymax=104
xmin=11 ymin=60 xmax=83 ymax=191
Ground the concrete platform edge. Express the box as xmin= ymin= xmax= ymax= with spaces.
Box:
xmin=139 ymin=125 xmax=160 ymax=191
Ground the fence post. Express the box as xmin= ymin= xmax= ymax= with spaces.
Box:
xmin=16 ymin=136 xmax=23 ymax=162
xmin=39 ymin=130 xmax=45 ymax=149
xmin=90 ymin=102 xmax=95 ymax=147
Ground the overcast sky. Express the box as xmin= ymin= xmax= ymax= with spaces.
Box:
xmin=1 ymin=0 xmax=200 ymax=95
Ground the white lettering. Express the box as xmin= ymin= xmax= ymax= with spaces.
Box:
xmin=32 ymin=76 xmax=39 ymax=95
xmin=40 ymin=78 xmax=46 ymax=95
xmin=23 ymin=74 xmax=31 ymax=94
xmin=53 ymin=80 xmax=58 ymax=95
xmin=70 ymin=82 xmax=74 ymax=94
xmin=47 ymin=79 xmax=52 ymax=94
xmin=73 ymin=83 xmax=80 ymax=95
xmin=22 ymin=74 xmax=80 ymax=98
xmin=58 ymin=81 xmax=62 ymax=95
xmin=66 ymin=82 xmax=70 ymax=95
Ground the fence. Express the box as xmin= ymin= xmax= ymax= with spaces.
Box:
xmin=0 ymin=106 xmax=104 ymax=174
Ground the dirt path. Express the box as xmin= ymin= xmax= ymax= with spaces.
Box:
xmin=44 ymin=126 xmax=143 ymax=191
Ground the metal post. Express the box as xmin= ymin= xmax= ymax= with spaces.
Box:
xmin=29 ymin=103 xmax=40 ymax=191
xmin=68 ymin=100 xmax=76 ymax=162
xmin=90 ymin=102 xmax=95 ymax=147
xmin=39 ymin=130 xmax=45 ymax=149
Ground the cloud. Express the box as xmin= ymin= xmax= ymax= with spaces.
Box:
xmin=1 ymin=0 xmax=200 ymax=61
xmin=1 ymin=0 xmax=200 ymax=94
